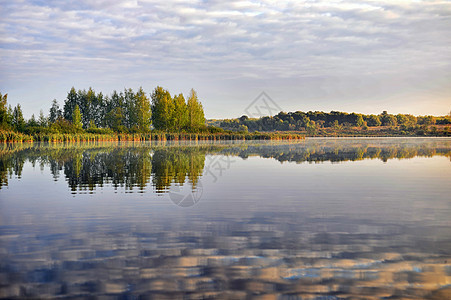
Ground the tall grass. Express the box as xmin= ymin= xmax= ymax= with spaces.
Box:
xmin=0 ymin=130 xmax=34 ymax=142
xmin=0 ymin=131 xmax=304 ymax=143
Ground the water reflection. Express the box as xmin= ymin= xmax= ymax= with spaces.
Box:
xmin=0 ymin=142 xmax=214 ymax=194
xmin=0 ymin=138 xmax=450 ymax=299
xmin=1 ymin=138 xmax=450 ymax=194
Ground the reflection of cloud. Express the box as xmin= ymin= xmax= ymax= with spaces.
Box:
xmin=1 ymin=1 xmax=450 ymax=116
xmin=1 ymin=205 xmax=450 ymax=298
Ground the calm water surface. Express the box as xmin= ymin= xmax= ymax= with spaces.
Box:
xmin=0 ymin=138 xmax=450 ymax=299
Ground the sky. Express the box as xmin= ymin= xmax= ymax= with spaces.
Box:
xmin=1 ymin=0 xmax=450 ymax=119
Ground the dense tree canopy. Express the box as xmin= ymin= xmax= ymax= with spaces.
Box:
xmin=150 ymin=86 xmax=205 ymax=131
xmin=57 ymin=86 xmax=205 ymax=133
xmin=219 ymin=110 xmax=450 ymax=132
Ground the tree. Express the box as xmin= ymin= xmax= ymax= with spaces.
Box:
xmin=306 ymin=120 xmax=317 ymax=135
xmin=106 ymin=107 xmax=125 ymax=132
xmin=49 ymin=99 xmax=62 ymax=123
xmin=64 ymin=87 xmax=78 ymax=121
xmin=380 ymin=113 xmax=397 ymax=126
xmin=173 ymin=93 xmax=188 ymax=131
xmin=27 ymin=114 xmax=38 ymax=127
xmin=94 ymin=92 xmax=106 ymax=127
xmin=366 ymin=114 xmax=381 ymax=127
xmin=332 ymin=120 xmax=341 ymax=130
xmin=88 ymin=120 xmax=97 ymax=129
xmin=396 ymin=114 xmax=416 ymax=127
xmin=151 ymin=86 xmax=173 ymax=130
xmin=0 ymin=92 xmax=9 ymax=128
xmin=418 ymin=115 xmax=436 ymax=126
xmin=38 ymin=110 xmax=47 ymax=127
xmin=83 ymin=87 xmax=97 ymax=128
xmin=72 ymin=105 xmax=83 ymax=130
xmin=186 ymin=89 xmax=205 ymax=130
xmin=105 ymin=90 xmax=125 ymax=130
xmin=238 ymin=124 xmax=248 ymax=133
xmin=12 ymin=104 xmax=25 ymax=131
xmin=123 ymin=88 xmax=137 ymax=129
xmin=239 ymin=115 xmax=249 ymax=122
xmin=7 ymin=105 xmax=13 ymax=127
xmin=135 ymin=87 xmax=152 ymax=132
xmin=350 ymin=113 xmax=364 ymax=127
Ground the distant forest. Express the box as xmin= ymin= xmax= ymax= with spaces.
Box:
xmin=216 ymin=110 xmax=451 ymax=135
xmin=0 ymin=86 xmax=205 ymax=134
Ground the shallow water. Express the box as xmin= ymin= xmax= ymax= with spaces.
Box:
xmin=0 ymin=138 xmax=450 ymax=299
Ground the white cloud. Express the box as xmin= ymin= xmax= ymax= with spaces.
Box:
xmin=1 ymin=0 xmax=450 ymax=117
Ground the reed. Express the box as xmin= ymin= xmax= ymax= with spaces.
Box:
xmin=0 ymin=130 xmax=34 ymax=143
xmin=0 ymin=131 xmax=304 ymax=143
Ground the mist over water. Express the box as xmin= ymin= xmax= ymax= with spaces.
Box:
xmin=1 ymin=138 xmax=450 ymax=299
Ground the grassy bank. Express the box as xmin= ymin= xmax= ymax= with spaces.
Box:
xmin=279 ymin=124 xmax=451 ymax=137
xmin=0 ymin=130 xmax=304 ymax=143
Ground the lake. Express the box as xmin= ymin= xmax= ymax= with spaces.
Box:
xmin=0 ymin=138 xmax=450 ymax=299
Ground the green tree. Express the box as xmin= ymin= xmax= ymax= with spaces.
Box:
xmin=89 ymin=90 xmax=105 ymax=128
xmin=105 ymin=90 xmax=125 ymax=130
xmin=64 ymin=87 xmax=78 ymax=121
xmin=187 ymin=89 xmax=205 ymax=130
xmin=306 ymin=120 xmax=317 ymax=135
xmin=380 ymin=113 xmax=397 ymax=126
xmin=123 ymin=88 xmax=137 ymax=129
xmin=38 ymin=109 xmax=47 ymax=127
xmin=418 ymin=115 xmax=436 ymax=126
xmin=49 ymin=99 xmax=62 ymax=123
xmin=12 ymin=104 xmax=25 ymax=131
xmin=27 ymin=114 xmax=38 ymax=127
xmin=332 ymin=120 xmax=341 ymax=130
xmin=0 ymin=92 xmax=9 ymax=128
xmin=83 ymin=87 xmax=97 ymax=128
xmin=72 ymin=104 xmax=83 ymax=130
xmin=88 ymin=120 xmax=97 ymax=129
xmin=238 ymin=124 xmax=248 ymax=133
xmin=353 ymin=113 xmax=364 ymax=127
xmin=396 ymin=114 xmax=416 ymax=127
xmin=366 ymin=114 xmax=381 ymax=126
xmin=106 ymin=107 xmax=125 ymax=132
xmin=173 ymin=93 xmax=188 ymax=131
xmin=151 ymin=86 xmax=173 ymax=130
xmin=135 ymin=87 xmax=152 ymax=132
xmin=7 ymin=105 xmax=13 ymax=127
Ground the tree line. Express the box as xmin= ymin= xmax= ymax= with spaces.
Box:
xmin=0 ymin=87 xmax=205 ymax=134
xmin=219 ymin=110 xmax=451 ymax=133
xmin=2 ymin=88 xmax=450 ymax=137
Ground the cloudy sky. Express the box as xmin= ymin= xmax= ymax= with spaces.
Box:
xmin=1 ymin=0 xmax=450 ymax=118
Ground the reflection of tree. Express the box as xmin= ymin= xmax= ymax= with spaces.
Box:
xmin=218 ymin=140 xmax=451 ymax=163
xmin=63 ymin=148 xmax=153 ymax=192
xmin=151 ymin=148 xmax=205 ymax=193
xmin=0 ymin=139 xmax=450 ymax=191
xmin=0 ymin=149 xmax=25 ymax=188
xmin=0 ymin=142 xmax=212 ymax=193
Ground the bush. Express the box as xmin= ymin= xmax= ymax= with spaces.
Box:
xmin=205 ymin=126 xmax=224 ymax=133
